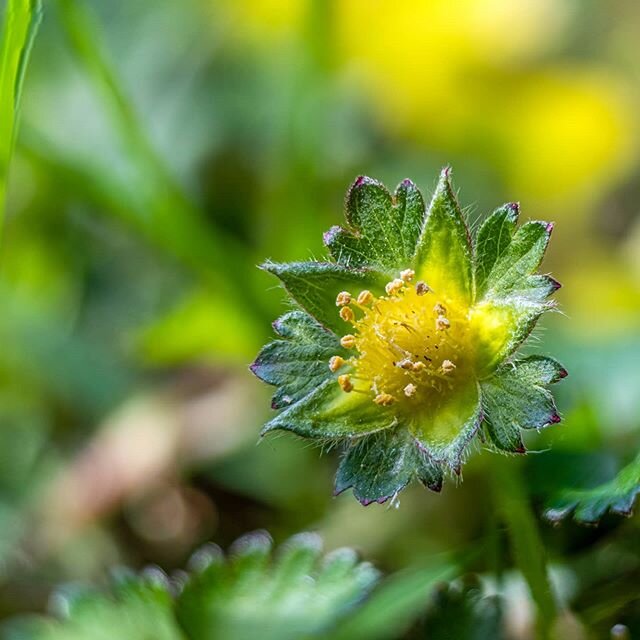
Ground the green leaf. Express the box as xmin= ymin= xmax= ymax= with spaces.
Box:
xmin=2 ymin=533 xmax=379 ymax=640
xmin=261 ymin=377 xmax=398 ymax=439
xmin=0 ymin=0 xmax=42 ymax=226
xmin=409 ymin=382 xmax=482 ymax=472
xmin=251 ymin=311 xmax=342 ymax=409
xmin=413 ymin=168 xmax=473 ymax=306
xmin=177 ymin=532 xmax=379 ymax=640
xmin=474 ymin=203 xmax=519 ymax=299
xmin=545 ymin=453 xmax=640 ymax=524
xmin=335 ymin=428 xmax=443 ymax=505
xmin=328 ymin=561 xmax=456 ymax=640
xmin=418 ymin=579 xmax=505 ymax=640
xmin=10 ymin=571 xmax=184 ymax=640
xmin=324 ymin=177 xmax=426 ymax=270
xmin=262 ymin=261 xmax=388 ymax=335
xmin=481 ymin=356 xmax=566 ymax=453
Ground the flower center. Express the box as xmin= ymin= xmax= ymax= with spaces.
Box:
xmin=331 ymin=270 xmax=473 ymax=409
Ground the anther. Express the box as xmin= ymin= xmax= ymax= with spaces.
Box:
xmin=400 ymin=269 xmax=415 ymax=282
xmin=434 ymin=302 xmax=447 ymax=315
xmin=329 ymin=356 xmax=345 ymax=372
xmin=412 ymin=361 xmax=426 ymax=372
xmin=357 ymin=290 xmax=373 ymax=305
xmin=436 ymin=315 xmax=450 ymax=331
xmin=374 ymin=392 xmax=395 ymax=406
xmin=385 ymin=278 xmax=405 ymax=296
xmin=415 ymin=281 xmax=430 ymax=296
xmin=339 ymin=306 xmax=354 ymax=323
xmin=340 ymin=334 xmax=356 ymax=348
xmin=338 ymin=374 xmax=353 ymax=392
xmin=441 ymin=359 xmax=456 ymax=374
xmin=397 ymin=358 xmax=414 ymax=370
xmin=403 ymin=383 xmax=417 ymax=397
xmin=336 ymin=291 xmax=352 ymax=306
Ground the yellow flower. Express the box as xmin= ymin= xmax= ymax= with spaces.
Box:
xmin=252 ymin=169 xmax=566 ymax=503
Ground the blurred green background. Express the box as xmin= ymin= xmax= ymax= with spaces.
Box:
xmin=1 ymin=0 xmax=640 ymax=636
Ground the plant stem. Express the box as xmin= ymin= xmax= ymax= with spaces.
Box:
xmin=492 ymin=457 xmax=558 ymax=640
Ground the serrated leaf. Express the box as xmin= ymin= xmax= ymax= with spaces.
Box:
xmin=545 ymin=453 xmax=640 ymax=524
xmin=2 ymin=533 xmax=380 ymax=640
xmin=409 ymin=382 xmax=482 ymax=471
xmin=177 ymin=532 xmax=379 ymax=640
xmin=335 ymin=428 xmax=443 ymax=505
xmin=13 ymin=576 xmax=183 ymax=640
xmin=474 ymin=203 xmax=519 ymax=299
xmin=324 ymin=177 xmax=426 ymax=270
xmin=261 ymin=377 xmax=398 ymax=439
xmin=413 ymin=168 xmax=473 ymax=306
xmin=262 ymin=261 xmax=388 ymax=335
xmin=251 ymin=311 xmax=342 ymax=409
xmin=481 ymin=356 xmax=566 ymax=453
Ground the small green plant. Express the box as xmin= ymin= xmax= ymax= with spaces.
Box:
xmin=252 ymin=169 xmax=566 ymax=504
xmin=2 ymin=532 xmax=380 ymax=640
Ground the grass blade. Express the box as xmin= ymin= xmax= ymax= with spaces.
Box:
xmin=0 ymin=0 xmax=42 ymax=227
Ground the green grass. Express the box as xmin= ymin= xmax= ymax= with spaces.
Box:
xmin=0 ymin=0 xmax=41 ymax=229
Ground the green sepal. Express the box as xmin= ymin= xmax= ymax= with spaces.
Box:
xmin=261 ymin=261 xmax=388 ymax=335
xmin=481 ymin=356 xmax=567 ymax=453
xmin=409 ymin=382 xmax=482 ymax=472
xmin=413 ymin=168 xmax=473 ymax=305
xmin=324 ymin=177 xmax=426 ymax=270
xmin=479 ymin=219 xmax=553 ymax=302
xmin=474 ymin=203 xmax=519 ymax=299
xmin=261 ymin=377 xmax=398 ymax=440
xmin=545 ymin=453 xmax=640 ymax=525
xmin=335 ymin=428 xmax=443 ymax=505
xmin=472 ymin=297 xmax=554 ymax=375
xmin=250 ymin=311 xmax=342 ymax=410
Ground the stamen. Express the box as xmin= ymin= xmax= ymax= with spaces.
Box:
xmin=436 ymin=316 xmax=450 ymax=331
xmin=397 ymin=358 xmax=414 ymax=370
xmin=434 ymin=302 xmax=447 ymax=315
xmin=357 ymin=290 xmax=373 ymax=305
xmin=403 ymin=383 xmax=417 ymax=397
xmin=339 ymin=306 xmax=355 ymax=323
xmin=336 ymin=291 xmax=352 ymax=306
xmin=385 ymin=278 xmax=405 ymax=296
xmin=374 ymin=392 xmax=395 ymax=406
xmin=400 ymin=269 xmax=415 ymax=282
xmin=415 ymin=281 xmax=430 ymax=296
xmin=329 ymin=355 xmax=345 ymax=372
xmin=412 ymin=361 xmax=426 ymax=372
xmin=340 ymin=334 xmax=356 ymax=348
xmin=338 ymin=374 xmax=353 ymax=392
xmin=441 ymin=359 xmax=456 ymax=374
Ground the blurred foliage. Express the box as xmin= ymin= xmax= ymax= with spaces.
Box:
xmin=0 ymin=0 xmax=638 ymax=638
